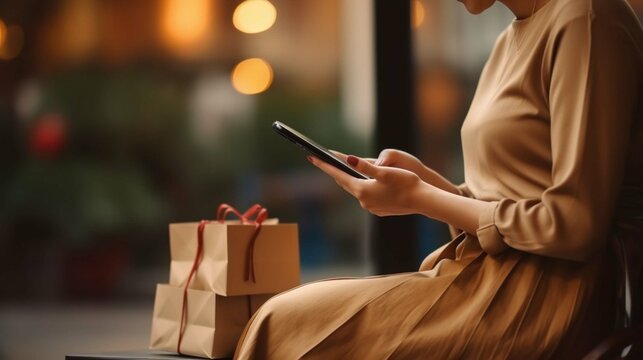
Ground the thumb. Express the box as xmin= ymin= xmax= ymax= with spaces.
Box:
xmin=347 ymin=155 xmax=383 ymax=180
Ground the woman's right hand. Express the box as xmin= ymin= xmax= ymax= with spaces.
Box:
xmin=331 ymin=149 xmax=460 ymax=195
xmin=370 ymin=149 xmax=427 ymax=176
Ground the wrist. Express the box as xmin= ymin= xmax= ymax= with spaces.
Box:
xmin=412 ymin=181 xmax=441 ymax=218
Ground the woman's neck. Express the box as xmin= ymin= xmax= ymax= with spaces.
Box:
xmin=500 ymin=0 xmax=551 ymax=19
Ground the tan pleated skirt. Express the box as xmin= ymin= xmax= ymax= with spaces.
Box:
xmin=234 ymin=233 xmax=616 ymax=359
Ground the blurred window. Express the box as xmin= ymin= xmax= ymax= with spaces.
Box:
xmin=0 ymin=0 xmax=374 ymax=303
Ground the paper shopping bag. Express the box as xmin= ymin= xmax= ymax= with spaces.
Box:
xmin=169 ymin=220 xmax=300 ymax=296
xmin=149 ymin=284 xmax=273 ymax=359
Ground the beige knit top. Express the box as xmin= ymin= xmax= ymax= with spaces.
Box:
xmin=462 ymin=0 xmax=643 ymax=262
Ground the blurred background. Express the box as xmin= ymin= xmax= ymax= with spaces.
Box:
xmin=0 ymin=0 xmax=640 ymax=358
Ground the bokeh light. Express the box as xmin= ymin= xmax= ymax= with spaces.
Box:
xmin=412 ymin=0 xmax=425 ymax=29
xmin=0 ymin=20 xmax=6 ymax=48
xmin=0 ymin=25 xmax=25 ymax=60
xmin=160 ymin=0 xmax=211 ymax=53
xmin=231 ymin=58 xmax=273 ymax=95
xmin=60 ymin=0 xmax=97 ymax=61
xmin=233 ymin=0 xmax=277 ymax=34
xmin=29 ymin=113 xmax=68 ymax=157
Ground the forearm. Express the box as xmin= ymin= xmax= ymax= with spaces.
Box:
xmin=414 ymin=183 xmax=496 ymax=235
xmin=418 ymin=166 xmax=460 ymax=195
xmin=310 ymin=153 xmax=489 ymax=234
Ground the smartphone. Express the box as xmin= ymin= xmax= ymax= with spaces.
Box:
xmin=272 ymin=121 xmax=369 ymax=179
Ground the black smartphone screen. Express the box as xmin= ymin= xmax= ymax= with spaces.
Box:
xmin=272 ymin=121 xmax=369 ymax=179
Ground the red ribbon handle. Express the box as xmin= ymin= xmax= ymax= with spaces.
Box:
xmin=217 ymin=203 xmax=248 ymax=223
xmin=177 ymin=219 xmax=208 ymax=354
xmin=218 ymin=203 xmax=268 ymax=283
xmin=245 ymin=206 xmax=268 ymax=283
xmin=216 ymin=203 xmax=267 ymax=224
xmin=176 ymin=204 xmax=268 ymax=354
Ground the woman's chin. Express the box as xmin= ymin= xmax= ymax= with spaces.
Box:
xmin=459 ymin=0 xmax=492 ymax=14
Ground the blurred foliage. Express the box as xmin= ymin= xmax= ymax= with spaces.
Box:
xmin=1 ymin=68 xmax=191 ymax=247
xmin=0 ymin=67 xmax=365 ymax=252
xmin=3 ymin=159 xmax=166 ymax=246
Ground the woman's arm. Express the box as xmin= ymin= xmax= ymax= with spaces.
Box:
xmin=308 ymin=155 xmax=491 ymax=235
xmin=331 ymin=149 xmax=461 ymax=195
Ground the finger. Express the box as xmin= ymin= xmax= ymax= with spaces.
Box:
xmin=330 ymin=150 xmax=376 ymax=165
xmin=329 ymin=150 xmax=348 ymax=161
xmin=309 ymin=156 xmax=361 ymax=197
xmin=375 ymin=149 xmax=396 ymax=166
xmin=346 ymin=155 xmax=385 ymax=180
xmin=308 ymin=156 xmax=356 ymax=188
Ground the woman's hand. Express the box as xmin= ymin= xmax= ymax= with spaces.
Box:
xmin=331 ymin=149 xmax=460 ymax=195
xmin=308 ymin=154 xmax=430 ymax=216
xmin=372 ymin=149 xmax=427 ymax=175
xmin=309 ymin=153 xmax=493 ymax=234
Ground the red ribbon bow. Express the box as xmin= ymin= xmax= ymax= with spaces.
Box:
xmin=177 ymin=203 xmax=268 ymax=354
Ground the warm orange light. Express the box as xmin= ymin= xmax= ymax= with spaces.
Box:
xmin=412 ymin=0 xmax=425 ymax=29
xmin=0 ymin=25 xmax=24 ymax=60
xmin=60 ymin=0 xmax=97 ymax=61
xmin=233 ymin=0 xmax=277 ymax=34
xmin=231 ymin=58 xmax=273 ymax=95
xmin=0 ymin=20 xmax=6 ymax=48
xmin=161 ymin=0 xmax=211 ymax=52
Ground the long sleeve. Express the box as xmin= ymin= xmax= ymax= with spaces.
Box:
xmin=476 ymin=10 xmax=641 ymax=262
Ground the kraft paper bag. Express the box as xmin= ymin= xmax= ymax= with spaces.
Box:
xmin=149 ymin=284 xmax=273 ymax=359
xmin=169 ymin=220 xmax=300 ymax=296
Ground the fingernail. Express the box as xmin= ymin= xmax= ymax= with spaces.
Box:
xmin=307 ymin=156 xmax=314 ymax=163
xmin=347 ymin=155 xmax=358 ymax=167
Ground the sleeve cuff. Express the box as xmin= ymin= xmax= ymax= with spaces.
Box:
xmin=476 ymin=201 xmax=510 ymax=256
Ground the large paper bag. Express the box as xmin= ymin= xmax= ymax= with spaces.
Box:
xmin=169 ymin=221 xmax=299 ymax=295
xmin=149 ymin=284 xmax=272 ymax=359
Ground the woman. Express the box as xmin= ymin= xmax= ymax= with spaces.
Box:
xmin=235 ymin=0 xmax=643 ymax=357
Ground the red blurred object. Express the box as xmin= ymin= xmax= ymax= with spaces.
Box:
xmin=63 ymin=241 xmax=131 ymax=299
xmin=29 ymin=113 xmax=67 ymax=157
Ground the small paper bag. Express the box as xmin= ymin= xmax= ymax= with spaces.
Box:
xmin=169 ymin=220 xmax=300 ymax=296
xmin=149 ymin=284 xmax=272 ymax=359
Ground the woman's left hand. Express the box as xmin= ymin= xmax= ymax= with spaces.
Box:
xmin=308 ymin=154 xmax=429 ymax=216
